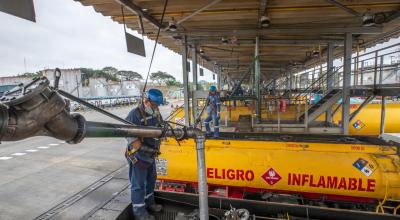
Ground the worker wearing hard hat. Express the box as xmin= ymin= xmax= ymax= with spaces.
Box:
xmin=125 ymin=89 xmax=164 ymax=220
xmin=204 ymin=85 xmax=221 ymax=138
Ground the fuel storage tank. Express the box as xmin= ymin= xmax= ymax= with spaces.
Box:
xmin=89 ymin=77 xmax=108 ymax=97
xmin=157 ymin=134 xmax=400 ymax=204
xmin=121 ymin=80 xmax=140 ymax=96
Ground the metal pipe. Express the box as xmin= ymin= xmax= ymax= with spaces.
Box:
xmin=342 ymin=33 xmax=352 ymax=135
xmin=255 ymin=36 xmax=261 ymax=123
xmin=181 ymin=36 xmax=191 ymax=126
xmin=177 ymin=0 xmax=222 ymax=25
xmin=349 ymin=95 xmax=374 ymax=122
xmin=374 ymin=51 xmax=378 ymax=89
xmin=192 ymin=44 xmax=198 ymax=121
xmin=379 ymin=55 xmax=384 ymax=84
xmin=380 ymin=96 xmax=386 ymax=135
xmin=84 ymin=121 xmax=163 ymax=138
xmin=361 ymin=61 xmax=364 ymax=85
xmin=324 ymin=0 xmax=361 ymax=17
xmin=277 ymin=99 xmax=281 ymax=132
xmin=115 ymin=0 xmax=164 ymax=28
xmin=304 ymin=97 xmax=308 ymax=129
xmin=217 ymin=66 xmax=221 ymax=90
xmin=195 ymin=133 xmax=209 ymax=220
xmin=57 ymin=89 xmax=133 ymax=125
xmin=326 ymin=43 xmax=334 ymax=123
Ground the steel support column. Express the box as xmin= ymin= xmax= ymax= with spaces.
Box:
xmin=181 ymin=36 xmax=191 ymax=126
xmin=326 ymin=43 xmax=334 ymax=123
xmin=380 ymin=60 xmax=386 ymax=135
xmin=272 ymin=78 xmax=276 ymax=95
xmin=255 ymin=36 xmax=261 ymax=123
xmin=380 ymin=96 xmax=386 ymax=135
xmin=192 ymin=45 xmax=198 ymax=120
xmin=216 ymin=66 xmax=221 ymax=90
xmin=289 ymin=71 xmax=293 ymax=103
xmin=342 ymin=33 xmax=352 ymax=135
xmin=219 ymin=66 xmax=223 ymax=90
xmin=285 ymin=74 xmax=290 ymax=101
xmin=195 ymin=134 xmax=209 ymax=220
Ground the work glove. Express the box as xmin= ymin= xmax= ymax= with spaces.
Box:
xmin=140 ymin=144 xmax=160 ymax=158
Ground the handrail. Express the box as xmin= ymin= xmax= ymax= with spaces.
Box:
xmin=229 ymin=55 xmax=259 ymax=97
xmin=355 ymin=42 xmax=400 ymax=59
xmin=294 ymin=65 xmax=343 ymax=101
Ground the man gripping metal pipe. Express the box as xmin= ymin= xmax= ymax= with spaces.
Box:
xmin=124 ymin=89 xmax=164 ymax=220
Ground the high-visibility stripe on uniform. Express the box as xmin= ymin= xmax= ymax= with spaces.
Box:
xmin=140 ymin=116 xmax=154 ymax=122
xmin=132 ymin=203 xmax=146 ymax=208
xmin=145 ymin=192 xmax=153 ymax=199
xmin=127 ymin=147 xmax=138 ymax=155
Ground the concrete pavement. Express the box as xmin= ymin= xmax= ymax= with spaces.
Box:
xmin=0 ymin=104 xmax=175 ymax=220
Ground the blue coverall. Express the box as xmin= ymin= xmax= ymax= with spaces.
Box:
xmin=125 ymin=105 xmax=161 ymax=217
xmin=204 ymin=93 xmax=221 ymax=137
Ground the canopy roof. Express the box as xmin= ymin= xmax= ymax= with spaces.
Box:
xmin=77 ymin=0 xmax=400 ymax=80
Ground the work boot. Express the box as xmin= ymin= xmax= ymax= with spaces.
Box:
xmin=134 ymin=212 xmax=155 ymax=220
xmin=147 ymin=203 xmax=163 ymax=212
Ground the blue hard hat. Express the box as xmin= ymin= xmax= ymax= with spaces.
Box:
xmin=209 ymin=85 xmax=217 ymax=92
xmin=147 ymin=89 xmax=164 ymax=105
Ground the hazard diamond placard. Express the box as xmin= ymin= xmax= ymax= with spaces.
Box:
xmin=262 ymin=167 xmax=282 ymax=185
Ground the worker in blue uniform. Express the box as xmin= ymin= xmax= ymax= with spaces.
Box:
xmin=125 ymin=89 xmax=164 ymax=220
xmin=204 ymin=85 xmax=221 ymax=138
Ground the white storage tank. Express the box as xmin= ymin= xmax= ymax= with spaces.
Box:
xmin=108 ymin=83 xmax=122 ymax=96
xmin=121 ymin=80 xmax=140 ymax=96
xmin=81 ymin=87 xmax=91 ymax=98
xmin=89 ymin=77 xmax=108 ymax=97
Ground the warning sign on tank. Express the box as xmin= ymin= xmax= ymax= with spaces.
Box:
xmin=156 ymin=158 xmax=168 ymax=176
xmin=261 ymin=167 xmax=282 ymax=186
xmin=353 ymin=158 xmax=376 ymax=177
xmin=353 ymin=120 xmax=365 ymax=130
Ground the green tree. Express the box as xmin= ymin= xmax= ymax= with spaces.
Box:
xmin=150 ymin=71 xmax=176 ymax=85
xmin=117 ymin=70 xmax=143 ymax=80
xmin=80 ymin=68 xmax=119 ymax=82
xmin=198 ymin=80 xmax=212 ymax=91
xmin=102 ymin=66 xmax=118 ymax=75
xmin=166 ymin=80 xmax=183 ymax=87
xmin=20 ymin=71 xmax=43 ymax=77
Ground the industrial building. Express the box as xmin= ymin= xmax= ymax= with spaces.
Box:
xmin=43 ymin=68 xmax=83 ymax=97
xmin=0 ymin=68 xmax=141 ymax=98
xmin=0 ymin=75 xmax=33 ymax=94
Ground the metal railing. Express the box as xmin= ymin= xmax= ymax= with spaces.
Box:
xmin=288 ymin=42 xmax=400 ymax=91
xmin=293 ymin=66 xmax=343 ymax=102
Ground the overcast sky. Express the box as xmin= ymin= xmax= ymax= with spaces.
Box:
xmin=1 ymin=1 xmax=399 ymax=82
xmin=0 ymin=0 xmax=216 ymax=82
